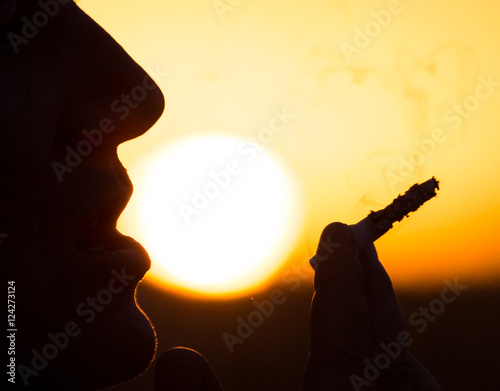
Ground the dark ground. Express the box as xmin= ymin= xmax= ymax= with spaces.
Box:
xmin=112 ymin=279 xmax=500 ymax=391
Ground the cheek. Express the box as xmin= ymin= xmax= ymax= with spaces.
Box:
xmin=0 ymin=78 xmax=59 ymax=231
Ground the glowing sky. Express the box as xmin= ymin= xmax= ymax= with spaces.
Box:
xmin=78 ymin=0 xmax=500 ymax=295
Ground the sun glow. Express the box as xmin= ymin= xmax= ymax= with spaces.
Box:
xmin=120 ymin=135 xmax=302 ymax=297
xmin=81 ymin=0 xmax=500 ymax=293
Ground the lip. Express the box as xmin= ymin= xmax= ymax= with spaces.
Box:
xmin=72 ymin=172 xmax=151 ymax=280
xmin=71 ymin=229 xmax=151 ymax=285
xmin=107 ymin=233 xmax=152 ymax=278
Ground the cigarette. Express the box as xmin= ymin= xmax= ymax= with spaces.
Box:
xmin=350 ymin=177 xmax=440 ymax=250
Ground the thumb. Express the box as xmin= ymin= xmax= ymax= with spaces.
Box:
xmin=310 ymin=222 xmax=371 ymax=352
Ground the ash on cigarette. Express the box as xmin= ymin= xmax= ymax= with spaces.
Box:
xmin=369 ymin=177 xmax=440 ymax=233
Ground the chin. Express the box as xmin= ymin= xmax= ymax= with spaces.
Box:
xmin=88 ymin=303 xmax=157 ymax=390
xmin=25 ymin=299 xmax=156 ymax=391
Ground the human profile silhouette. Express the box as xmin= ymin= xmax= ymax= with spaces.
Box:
xmin=2 ymin=1 xmax=441 ymax=390
xmin=2 ymin=1 xmax=163 ymax=389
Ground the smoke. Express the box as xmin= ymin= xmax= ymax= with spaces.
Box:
xmin=345 ymin=42 xmax=480 ymax=208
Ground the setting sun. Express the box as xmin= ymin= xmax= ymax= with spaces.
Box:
xmin=119 ymin=135 xmax=302 ymax=296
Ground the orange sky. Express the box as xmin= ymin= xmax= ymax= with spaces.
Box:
xmin=78 ymin=0 xmax=500 ymax=296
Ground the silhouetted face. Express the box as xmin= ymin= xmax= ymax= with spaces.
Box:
xmin=1 ymin=1 xmax=164 ymax=389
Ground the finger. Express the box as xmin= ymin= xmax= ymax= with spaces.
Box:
xmin=304 ymin=223 xmax=375 ymax=390
xmin=358 ymin=243 xmax=406 ymax=344
xmin=310 ymin=222 xmax=372 ymax=351
xmin=154 ymin=348 xmax=224 ymax=391
xmin=359 ymin=244 xmax=412 ymax=390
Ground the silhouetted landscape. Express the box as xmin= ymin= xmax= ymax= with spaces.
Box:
xmin=112 ymin=279 xmax=500 ymax=391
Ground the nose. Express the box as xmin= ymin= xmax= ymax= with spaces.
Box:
xmin=49 ymin=2 xmax=165 ymax=147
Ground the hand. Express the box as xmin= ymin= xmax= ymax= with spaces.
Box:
xmin=302 ymin=222 xmax=441 ymax=391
